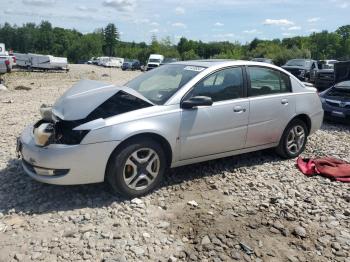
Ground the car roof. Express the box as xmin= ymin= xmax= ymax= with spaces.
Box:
xmin=172 ymin=59 xmax=280 ymax=69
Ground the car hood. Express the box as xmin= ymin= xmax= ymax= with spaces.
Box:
xmin=334 ymin=61 xmax=350 ymax=84
xmin=52 ymin=79 xmax=153 ymax=121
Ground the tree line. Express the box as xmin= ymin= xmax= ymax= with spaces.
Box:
xmin=0 ymin=21 xmax=349 ymax=66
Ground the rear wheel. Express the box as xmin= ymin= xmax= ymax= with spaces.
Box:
xmin=276 ymin=119 xmax=308 ymax=159
xmin=106 ymin=138 xmax=166 ymax=198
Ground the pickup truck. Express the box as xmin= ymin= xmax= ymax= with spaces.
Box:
xmin=282 ymin=59 xmax=319 ymax=82
xmin=314 ymin=60 xmax=338 ymax=91
xmin=0 ymin=56 xmax=12 ymax=73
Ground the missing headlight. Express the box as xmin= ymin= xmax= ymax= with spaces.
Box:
xmin=54 ymin=120 xmax=89 ymax=145
xmin=33 ymin=119 xmax=89 ymax=146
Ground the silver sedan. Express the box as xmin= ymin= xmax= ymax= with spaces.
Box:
xmin=17 ymin=60 xmax=324 ymax=197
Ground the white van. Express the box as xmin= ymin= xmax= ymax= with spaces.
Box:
xmin=146 ymin=54 xmax=164 ymax=71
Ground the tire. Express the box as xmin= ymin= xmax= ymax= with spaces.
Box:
xmin=106 ymin=138 xmax=167 ymax=198
xmin=276 ymin=119 xmax=308 ymax=159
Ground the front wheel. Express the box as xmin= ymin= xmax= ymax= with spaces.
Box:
xmin=106 ymin=138 xmax=166 ymax=198
xmin=276 ymin=119 xmax=308 ymax=159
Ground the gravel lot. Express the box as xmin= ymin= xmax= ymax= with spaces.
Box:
xmin=0 ymin=65 xmax=349 ymax=262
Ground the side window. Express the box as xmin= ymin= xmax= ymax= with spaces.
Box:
xmin=248 ymin=67 xmax=291 ymax=96
xmin=189 ymin=67 xmax=243 ymax=102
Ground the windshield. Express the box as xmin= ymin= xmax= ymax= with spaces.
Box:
xmin=149 ymin=59 xmax=161 ymax=63
xmin=286 ymin=59 xmax=310 ymax=68
xmin=126 ymin=64 xmax=205 ymax=105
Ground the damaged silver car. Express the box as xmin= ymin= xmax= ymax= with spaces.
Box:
xmin=17 ymin=60 xmax=324 ymax=197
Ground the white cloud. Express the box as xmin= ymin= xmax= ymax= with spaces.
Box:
xmin=150 ymin=22 xmax=159 ymax=27
xmin=133 ymin=18 xmax=150 ymax=24
xmin=263 ymin=19 xmax=294 ymax=26
xmin=308 ymin=28 xmax=321 ymax=33
xmin=330 ymin=0 xmax=349 ymax=8
xmin=102 ymin=0 xmax=136 ymax=12
xmin=76 ymin=5 xmax=97 ymax=12
xmin=172 ymin=22 xmax=187 ymax=28
xmin=214 ymin=22 xmax=224 ymax=27
xmin=150 ymin=29 xmax=159 ymax=33
xmin=22 ymin=0 xmax=55 ymax=6
xmin=243 ymin=29 xmax=261 ymax=34
xmin=175 ymin=7 xmax=185 ymax=15
xmin=288 ymin=26 xmax=301 ymax=31
xmin=214 ymin=33 xmax=235 ymax=39
xmin=307 ymin=17 xmax=320 ymax=23
xmin=282 ymin=32 xmax=294 ymax=37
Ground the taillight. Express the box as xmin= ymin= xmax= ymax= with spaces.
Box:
xmin=5 ymin=60 xmax=9 ymax=65
xmin=12 ymin=57 xmax=16 ymax=63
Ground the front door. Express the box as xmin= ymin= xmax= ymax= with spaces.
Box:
xmin=179 ymin=67 xmax=249 ymax=160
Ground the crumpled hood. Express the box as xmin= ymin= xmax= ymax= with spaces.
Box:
xmin=52 ymin=79 xmax=153 ymax=121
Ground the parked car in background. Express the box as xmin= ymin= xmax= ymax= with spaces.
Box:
xmin=160 ymin=58 xmax=178 ymax=66
xmin=146 ymin=54 xmax=164 ymax=70
xmin=320 ymin=83 xmax=350 ymax=123
xmin=251 ymin=58 xmax=274 ymax=64
xmin=319 ymin=61 xmax=350 ymax=123
xmin=17 ymin=60 xmax=323 ymax=197
xmin=0 ymin=59 xmax=8 ymax=74
xmin=122 ymin=60 xmax=141 ymax=71
xmin=87 ymin=57 xmax=99 ymax=65
xmin=0 ymin=56 xmax=12 ymax=72
xmin=315 ymin=60 xmax=338 ymax=91
xmin=282 ymin=59 xmax=319 ymax=82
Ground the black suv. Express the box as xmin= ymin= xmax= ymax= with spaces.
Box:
xmin=282 ymin=59 xmax=319 ymax=82
xmin=121 ymin=60 xmax=141 ymax=71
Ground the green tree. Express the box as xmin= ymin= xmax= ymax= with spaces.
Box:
xmin=104 ymin=23 xmax=119 ymax=56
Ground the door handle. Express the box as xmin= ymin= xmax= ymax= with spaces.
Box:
xmin=281 ymin=99 xmax=289 ymax=105
xmin=233 ymin=106 xmax=246 ymax=113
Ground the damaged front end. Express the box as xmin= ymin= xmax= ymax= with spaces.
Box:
xmin=32 ymin=80 xmax=153 ymax=147
xmin=33 ymin=118 xmax=89 ymax=146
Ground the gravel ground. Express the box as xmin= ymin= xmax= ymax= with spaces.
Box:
xmin=0 ymin=64 xmax=349 ymax=262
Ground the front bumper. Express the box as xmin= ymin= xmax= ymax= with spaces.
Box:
xmin=322 ymin=103 xmax=350 ymax=123
xmin=18 ymin=125 xmax=120 ymax=185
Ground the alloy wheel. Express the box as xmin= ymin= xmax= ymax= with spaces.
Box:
xmin=123 ymin=148 xmax=160 ymax=191
xmin=286 ymin=125 xmax=305 ymax=155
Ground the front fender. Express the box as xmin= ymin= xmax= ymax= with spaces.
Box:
xmin=81 ymin=112 xmax=181 ymax=153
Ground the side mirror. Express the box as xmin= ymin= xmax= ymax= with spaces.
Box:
xmin=181 ymin=96 xmax=213 ymax=109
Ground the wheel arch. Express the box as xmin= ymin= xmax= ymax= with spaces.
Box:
xmin=105 ymin=132 xmax=173 ymax=179
xmin=289 ymin=114 xmax=311 ymax=135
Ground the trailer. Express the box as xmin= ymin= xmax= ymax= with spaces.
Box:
xmin=13 ymin=53 xmax=68 ymax=71
xmin=13 ymin=53 xmax=31 ymax=67
xmin=28 ymin=54 xmax=68 ymax=71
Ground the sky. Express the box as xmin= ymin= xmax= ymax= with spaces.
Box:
xmin=1 ymin=0 xmax=350 ymax=44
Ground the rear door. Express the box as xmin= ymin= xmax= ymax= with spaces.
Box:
xmin=246 ymin=66 xmax=296 ymax=147
xmin=179 ymin=67 xmax=249 ymax=160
